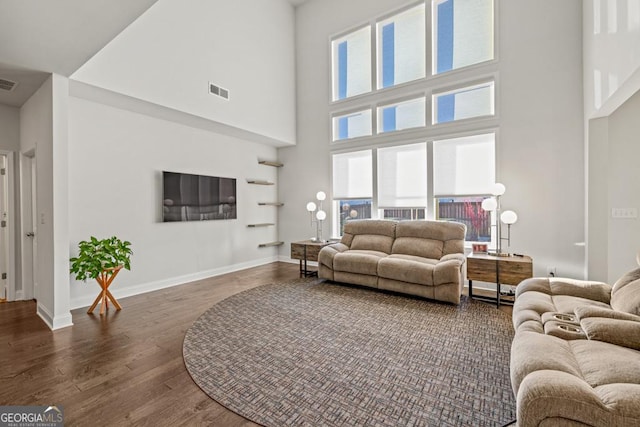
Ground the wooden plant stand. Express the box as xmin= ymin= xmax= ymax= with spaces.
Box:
xmin=87 ymin=265 xmax=123 ymax=315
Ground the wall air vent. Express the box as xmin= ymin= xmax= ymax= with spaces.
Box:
xmin=209 ymin=82 xmax=230 ymax=100
xmin=0 ymin=78 xmax=17 ymax=92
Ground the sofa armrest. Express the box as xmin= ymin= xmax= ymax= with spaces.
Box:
xmin=318 ymin=243 xmax=349 ymax=269
xmin=574 ymin=306 xmax=640 ymax=322
xmin=516 ymin=370 xmax=613 ymax=427
xmin=580 ymin=317 xmax=640 ymax=351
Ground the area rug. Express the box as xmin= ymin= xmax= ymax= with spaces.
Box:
xmin=183 ymin=278 xmax=516 ymax=426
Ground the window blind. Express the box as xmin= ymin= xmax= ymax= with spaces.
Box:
xmin=332 ymin=150 xmax=373 ymax=199
xmin=433 ymin=133 xmax=495 ymax=196
xmin=332 ymin=27 xmax=371 ymax=100
xmin=377 ymin=142 xmax=427 ymax=207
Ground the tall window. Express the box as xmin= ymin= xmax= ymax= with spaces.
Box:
xmin=432 ymin=133 xmax=495 ymax=196
xmin=432 ymin=134 xmax=495 ymax=241
xmin=433 ymin=0 xmax=494 ymax=74
xmin=332 ymin=27 xmax=372 ymax=101
xmin=378 ymin=142 xmax=427 ymax=206
xmin=332 ymin=150 xmax=373 ymax=234
xmin=377 ymin=3 xmax=426 ymax=89
xmin=329 ymin=2 xmax=497 ymax=239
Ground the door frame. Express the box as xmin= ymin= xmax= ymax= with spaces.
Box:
xmin=0 ymin=150 xmax=16 ymax=302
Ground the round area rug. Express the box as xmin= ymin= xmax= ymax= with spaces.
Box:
xmin=183 ymin=279 xmax=516 ymax=427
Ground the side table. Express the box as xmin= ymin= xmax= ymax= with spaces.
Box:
xmin=291 ymin=240 xmax=331 ymax=277
xmin=466 ymin=253 xmax=533 ymax=307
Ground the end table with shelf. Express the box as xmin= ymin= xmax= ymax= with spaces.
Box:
xmin=291 ymin=240 xmax=331 ymax=277
xmin=466 ymin=253 xmax=533 ymax=307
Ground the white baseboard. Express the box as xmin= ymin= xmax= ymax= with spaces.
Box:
xmin=15 ymin=290 xmax=25 ymax=301
xmin=69 ymin=256 xmax=280 ymax=310
xmin=36 ymin=303 xmax=73 ymax=330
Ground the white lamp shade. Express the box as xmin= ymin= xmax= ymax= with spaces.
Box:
xmin=481 ymin=198 xmax=497 ymax=211
xmin=316 ymin=191 xmax=326 ymax=201
xmin=491 ymin=182 xmax=506 ymax=196
xmin=306 ymin=202 xmax=317 ymax=212
xmin=501 ymin=210 xmax=518 ymax=225
xmin=349 ymin=209 xmax=358 ymax=218
xmin=316 ymin=210 xmax=327 ymax=221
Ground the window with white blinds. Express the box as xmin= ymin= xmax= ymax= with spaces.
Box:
xmin=377 ymin=3 xmax=426 ymax=89
xmin=332 ymin=110 xmax=373 ymax=141
xmin=332 ymin=150 xmax=373 ymax=199
xmin=378 ymin=97 xmax=426 ymax=133
xmin=432 ymin=133 xmax=495 ymax=196
xmin=332 ymin=26 xmax=372 ymax=101
xmin=433 ymin=0 xmax=494 ymax=75
xmin=377 ymin=143 xmax=427 ymax=207
xmin=433 ymin=81 xmax=494 ymax=124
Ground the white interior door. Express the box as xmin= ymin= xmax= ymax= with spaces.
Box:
xmin=0 ymin=154 xmax=7 ymax=301
xmin=20 ymin=152 xmax=37 ymax=301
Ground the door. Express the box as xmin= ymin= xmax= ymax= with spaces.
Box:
xmin=0 ymin=154 xmax=7 ymax=302
xmin=20 ymin=152 xmax=37 ymax=301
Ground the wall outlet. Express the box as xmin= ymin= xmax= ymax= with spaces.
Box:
xmin=547 ymin=266 xmax=556 ymax=277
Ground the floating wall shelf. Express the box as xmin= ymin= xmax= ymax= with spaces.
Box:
xmin=247 ymin=179 xmax=274 ymax=185
xmin=254 ymin=159 xmax=282 ymax=248
xmin=258 ymin=241 xmax=284 ymax=248
xmin=258 ymin=160 xmax=284 ymax=168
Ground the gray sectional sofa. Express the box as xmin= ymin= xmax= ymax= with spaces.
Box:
xmin=510 ymin=264 xmax=640 ymax=426
xmin=318 ymin=219 xmax=466 ymax=304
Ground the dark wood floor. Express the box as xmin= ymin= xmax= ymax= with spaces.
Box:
xmin=0 ymin=262 xmax=511 ymax=426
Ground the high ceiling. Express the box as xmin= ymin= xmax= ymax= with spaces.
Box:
xmin=0 ymin=0 xmax=308 ymax=107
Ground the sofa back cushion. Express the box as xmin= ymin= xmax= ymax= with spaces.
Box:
xmin=392 ymin=220 xmax=465 ymax=259
xmin=342 ymin=220 xmax=396 ymax=254
xmin=611 ymin=267 xmax=640 ymax=315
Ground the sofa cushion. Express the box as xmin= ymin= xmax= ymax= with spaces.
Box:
xmin=378 ymin=255 xmax=436 ymax=286
xmin=551 ymin=295 xmax=610 ymax=314
xmin=351 ymin=234 xmax=394 ymax=254
xmin=611 ymin=268 xmax=640 ymax=316
xmin=392 ymin=237 xmax=443 ymax=260
xmin=333 ymin=250 xmax=387 ymax=276
xmin=393 ymin=220 xmax=465 ymax=257
xmin=341 ymin=220 xmax=396 ymax=254
xmin=571 ymin=339 xmax=640 ymax=387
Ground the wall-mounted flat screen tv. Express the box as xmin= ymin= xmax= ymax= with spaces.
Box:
xmin=162 ymin=171 xmax=237 ymax=222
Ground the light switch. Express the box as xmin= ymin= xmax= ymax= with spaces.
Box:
xmin=612 ymin=208 xmax=638 ymax=219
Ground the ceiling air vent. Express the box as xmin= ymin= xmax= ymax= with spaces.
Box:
xmin=0 ymin=78 xmax=17 ymax=92
xmin=209 ymin=82 xmax=229 ymax=100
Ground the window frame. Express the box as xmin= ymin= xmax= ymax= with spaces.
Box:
xmin=327 ymin=1 xmax=500 ymax=245
xmin=330 ymin=130 xmax=499 ymax=243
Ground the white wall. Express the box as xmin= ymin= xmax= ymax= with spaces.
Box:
xmin=583 ymin=0 xmax=640 ymax=118
xmin=0 ymin=105 xmax=20 ymax=151
xmin=68 ymin=95 xmax=280 ymax=309
xmin=280 ymin=0 xmax=585 ymax=279
xmin=72 ymin=0 xmax=296 ymax=146
xmin=606 ymin=90 xmax=640 ymax=280
xmin=20 ymin=75 xmax=73 ymax=329
xmin=584 ymin=0 xmax=640 ymax=282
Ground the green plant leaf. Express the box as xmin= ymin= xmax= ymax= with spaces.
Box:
xmin=69 ymin=236 xmax=133 ymax=282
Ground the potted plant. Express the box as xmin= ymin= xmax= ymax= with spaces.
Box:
xmin=70 ymin=236 xmax=133 ymax=314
